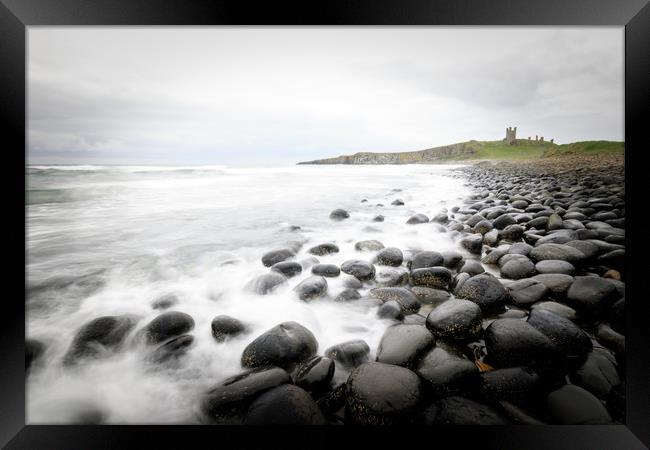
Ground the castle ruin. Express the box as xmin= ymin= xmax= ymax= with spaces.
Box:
xmin=505 ymin=126 xmax=517 ymax=145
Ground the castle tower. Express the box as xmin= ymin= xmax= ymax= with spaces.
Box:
xmin=505 ymin=126 xmax=517 ymax=145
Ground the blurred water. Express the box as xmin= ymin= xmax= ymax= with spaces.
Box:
xmin=26 ymin=164 xmax=470 ymax=423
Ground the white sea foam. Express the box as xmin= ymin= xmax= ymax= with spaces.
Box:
xmin=26 ymin=164 xmax=470 ymax=423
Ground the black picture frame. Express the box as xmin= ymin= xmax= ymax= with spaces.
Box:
xmin=2 ymin=0 xmax=649 ymax=448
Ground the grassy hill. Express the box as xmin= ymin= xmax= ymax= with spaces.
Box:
xmin=298 ymin=139 xmax=624 ymax=164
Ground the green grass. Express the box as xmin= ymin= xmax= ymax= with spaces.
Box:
xmin=545 ymin=140 xmax=625 ymax=157
xmin=450 ymin=139 xmax=624 ymax=161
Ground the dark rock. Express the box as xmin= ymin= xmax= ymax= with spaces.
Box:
xmin=342 ymin=275 xmax=363 ymax=289
xmin=409 ymin=251 xmax=445 ymax=270
xmin=547 ymin=213 xmax=564 ymax=230
xmin=245 ymin=273 xmax=288 ymax=295
xmin=570 ymin=351 xmax=620 ymax=399
xmin=354 ymin=240 xmax=384 ymax=252
xmin=455 ymin=274 xmax=508 ymax=313
xmin=149 ymin=334 xmax=194 ymax=364
xmin=493 ymin=214 xmax=517 ymax=230
xmin=293 ymin=275 xmax=328 ymax=301
xmin=138 ymin=312 xmax=194 ymax=346
xmin=325 ymin=339 xmax=370 ymax=369
xmin=63 ymin=315 xmax=140 ymax=365
xmin=484 ymin=319 xmax=562 ymax=370
xmin=370 ymin=287 xmax=421 ymax=314
xmin=596 ymin=324 xmax=625 ymax=354
xmin=377 ymin=300 xmax=404 ymax=320
xmin=460 ymin=234 xmax=483 ymax=255
xmin=308 ymin=243 xmax=340 ymax=256
xmin=376 ymin=324 xmax=435 ymax=368
xmin=508 ymin=242 xmax=533 ymax=255
xmin=270 ymin=261 xmax=303 ymax=278
xmin=529 ymin=243 xmax=586 ymax=266
xmin=546 ymin=385 xmax=612 ymax=424
xmin=479 ymin=367 xmax=542 ymax=403
xmin=432 ymin=212 xmax=449 ymax=223
xmin=294 ymin=356 xmax=335 ymax=393
xmin=527 ymin=308 xmax=592 ymax=363
xmin=211 ymin=315 xmax=246 ymax=342
xmin=473 ymin=219 xmax=493 ymax=235
xmin=410 ymin=286 xmax=452 ymax=305
xmin=245 ymin=384 xmax=327 ymax=425
xmin=391 ymin=199 xmax=405 ymax=206
xmin=373 ymin=215 xmax=385 ymax=222
xmin=261 ymin=248 xmax=295 ymax=267
xmin=531 ymin=301 xmax=577 ymax=321
xmin=340 ymin=259 xmax=376 ymax=281
xmin=506 ymin=278 xmax=548 ymax=306
xmin=202 ymin=367 xmax=292 ymax=423
xmin=241 ymin=321 xmax=318 ymax=370
xmin=459 ymin=260 xmax=485 ymax=276
xmin=415 ymin=345 xmax=479 ymax=397
xmin=151 ymin=293 xmax=179 ymax=310
xmin=406 ymin=214 xmax=429 ymax=224
xmin=334 ymin=288 xmax=362 ymax=302
xmin=500 ymin=258 xmax=536 ymax=280
xmin=566 ymin=276 xmax=618 ymax=316
xmin=311 ymin=264 xmax=340 ymax=277
xmin=25 ymin=338 xmax=45 ymax=371
xmin=409 ymin=267 xmax=452 ymax=289
xmin=531 ymin=274 xmax=574 ymax=297
xmin=374 ymin=247 xmax=404 ymax=267
xmin=500 ymin=224 xmax=525 ymax=241
xmin=329 ymin=208 xmax=350 ymax=221
xmin=422 ymin=396 xmax=509 ymax=425
xmin=425 ymin=299 xmax=482 ymax=340
xmin=374 ymin=267 xmax=409 ymax=287
xmin=346 ymin=362 xmax=422 ymax=425
xmin=441 ymin=251 xmax=464 ymax=269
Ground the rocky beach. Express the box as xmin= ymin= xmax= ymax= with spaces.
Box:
xmin=26 ymin=156 xmax=625 ymax=425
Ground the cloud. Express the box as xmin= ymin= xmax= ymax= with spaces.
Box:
xmin=28 ymin=27 xmax=623 ymax=165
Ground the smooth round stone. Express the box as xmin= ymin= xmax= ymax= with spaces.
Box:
xmin=410 ymin=286 xmax=452 ymax=305
xmin=245 ymin=384 xmax=327 ymax=425
xmin=531 ymin=274 xmax=575 ymax=297
xmin=498 ymin=253 xmax=529 ymax=267
xmin=473 ymin=219 xmax=493 ymax=235
xmin=307 ymin=243 xmax=340 ymax=256
xmin=415 ymin=345 xmax=479 ymax=397
xmin=409 ymin=267 xmax=452 ymax=289
xmin=493 ymin=214 xmax=517 ymax=230
xmin=425 ymin=299 xmax=482 ymax=340
xmin=479 ymin=367 xmax=542 ymax=402
xmin=310 ymin=264 xmax=340 ymax=277
xmin=406 ymin=213 xmax=429 ymax=224
xmin=459 ymin=260 xmax=485 ymax=276
xmin=151 ymin=293 xmax=179 ymax=310
xmin=508 ymin=242 xmax=533 ymax=255
xmin=484 ymin=319 xmax=562 ymax=370
xmin=546 ymin=385 xmax=612 ymax=424
xmin=329 ymin=208 xmax=350 ymax=221
xmin=529 ymin=243 xmax=586 ymax=266
xmin=500 ymin=258 xmax=537 ymax=280
xmin=566 ymin=276 xmax=619 ymax=316
xmin=500 ymin=224 xmax=525 ymax=241
xmin=375 ymin=247 xmax=404 ymax=267
xmin=340 ymin=259 xmax=376 ymax=281
xmin=535 ymin=230 xmax=579 ymax=246
xmin=62 ymin=315 xmax=140 ymax=366
xmin=481 ymin=248 xmax=507 ymax=265
xmin=506 ymin=279 xmax=549 ymax=306
xmin=241 ymin=321 xmax=318 ymax=370
xmin=460 ymin=234 xmax=483 ymax=255
xmin=455 ymin=273 xmax=508 ymax=313
xmin=376 ymin=324 xmax=435 ymax=368
xmin=423 ymin=396 xmax=509 ymax=425
xmin=377 ymin=300 xmax=405 ymax=320
xmin=270 ymin=261 xmax=303 ymax=278
xmin=535 ymin=260 xmax=576 ymax=275
xmin=374 ymin=267 xmax=409 ymax=287
xmin=211 ymin=315 xmax=246 ymax=342
xmin=391 ymin=199 xmax=405 ymax=206
xmin=531 ymin=301 xmax=577 ymax=321
xmin=325 ymin=339 xmax=370 ymax=369
xmin=293 ymin=276 xmax=328 ymax=301
xmin=527 ymin=308 xmax=592 ymax=362
xmin=139 ymin=311 xmax=194 ymax=345
xmin=373 ymin=215 xmax=385 ymax=222
xmin=527 ymin=216 xmax=549 ymax=229
xmin=547 ymin=213 xmax=564 ymax=230
xmin=570 ymin=351 xmax=620 ymax=400
xmin=432 ymin=212 xmax=449 ymax=223
xmin=334 ymin=288 xmax=362 ymax=302
xmin=246 ymin=273 xmax=288 ymax=295
xmin=596 ymin=324 xmax=625 ymax=354
xmin=346 ymin=362 xmax=422 ymax=425
xmin=370 ymin=287 xmax=421 ymax=314
xmin=483 ymin=229 xmax=500 ymax=246
xmin=342 ymin=275 xmax=363 ymax=289
xmin=294 ymin=356 xmax=335 ymax=393
xmin=149 ymin=334 xmax=194 ymax=364
xmin=409 ymin=251 xmax=445 ymax=270
xmin=202 ymin=367 xmax=292 ymax=423
xmin=354 ymin=240 xmax=384 ymax=252
xmin=441 ymin=251 xmax=464 ymax=269
xmin=261 ymin=248 xmax=295 ymax=267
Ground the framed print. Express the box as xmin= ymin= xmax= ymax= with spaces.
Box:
xmin=1 ymin=0 xmax=649 ymax=448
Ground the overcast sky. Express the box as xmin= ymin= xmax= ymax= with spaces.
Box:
xmin=28 ymin=27 xmax=623 ymax=165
